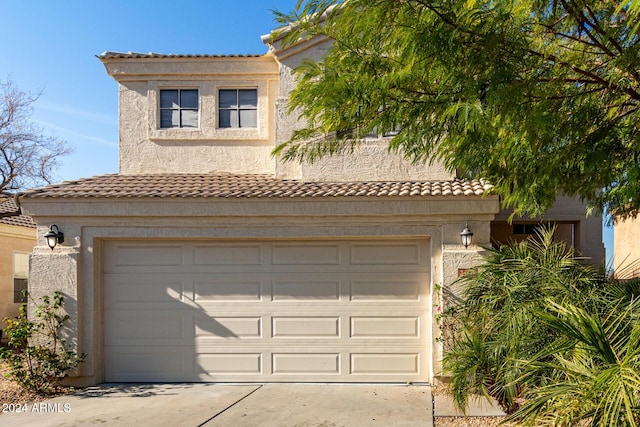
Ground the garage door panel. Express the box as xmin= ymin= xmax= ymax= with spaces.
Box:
xmin=272 ymin=353 xmax=340 ymax=375
xmin=271 ymin=278 xmax=342 ymax=301
xmin=194 ymin=279 xmax=263 ymax=302
xmin=350 ymin=242 xmax=423 ymax=265
xmin=272 ymin=243 xmax=341 ymax=265
xmin=195 ymin=316 xmax=262 ymax=339
xmin=197 ymin=353 xmax=262 ymax=375
xmin=272 ymin=316 xmax=340 ymax=338
xmin=350 ymin=317 xmax=419 ymax=338
xmin=105 ymin=275 xmax=186 ymax=305
xmin=105 ymin=348 xmax=191 ymax=382
xmin=349 ymin=276 xmax=425 ymax=301
xmin=105 ymin=311 xmax=191 ymax=345
xmin=193 ymin=244 xmax=264 ymax=266
xmin=104 ymin=244 xmax=184 ymax=271
xmin=351 ymin=353 xmax=420 ymax=375
xmin=104 ymin=239 xmax=431 ymax=383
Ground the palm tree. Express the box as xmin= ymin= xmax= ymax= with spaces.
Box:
xmin=443 ymin=227 xmax=597 ymax=413
xmin=443 ymin=226 xmax=640 ymax=425
xmin=509 ymin=298 xmax=640 ymax=426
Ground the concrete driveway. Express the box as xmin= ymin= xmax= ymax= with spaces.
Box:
xmin=0 ymin=383 xmax=433 ymax=426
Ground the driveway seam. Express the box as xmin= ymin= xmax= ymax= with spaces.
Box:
xmin=196 ymin=384 xmax=263 ymax=427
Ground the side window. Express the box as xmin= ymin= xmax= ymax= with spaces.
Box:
xmin=218 ymin=89 xmax=257 ymax=128
xmin=13 ymin=252 xmax=29 ymax=303
xmin=159 ymin=89 xmax=199 ymax=128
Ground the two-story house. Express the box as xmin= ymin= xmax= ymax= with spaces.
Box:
xmin=16 ymin=27 xmax=604 ymax=386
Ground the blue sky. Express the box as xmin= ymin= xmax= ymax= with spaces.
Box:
xmin=1 ymin=0 xmax=298 ymax=181
xmin=1 ymin=0 xmax=613 ymax=262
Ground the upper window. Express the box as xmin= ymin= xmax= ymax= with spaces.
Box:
xmin=160 ymin=89 xmax=199 ymax=128
xmin=218 ymin=89 xmax=257 ymax=128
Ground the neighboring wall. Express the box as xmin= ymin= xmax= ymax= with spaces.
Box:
xmin=0 ymin=222 xmax=36 ymax=323
xmin=614 ymin=217 xmax=640 ymax=276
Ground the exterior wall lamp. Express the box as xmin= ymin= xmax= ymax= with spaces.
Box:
xmin=44 ymin=225 xmax=64 ymax=250
xmin=460 ymin=223 xmax=473 ymax=248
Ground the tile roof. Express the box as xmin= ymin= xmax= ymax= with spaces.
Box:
xmin=0 ymin=198 xmax=20 ymax=215
xmin=19 ymin=174 xmax=491 ymax=199
xmin=99 ymin=51 xmax=264 ymax=59
xmin=0 ymin=198 xmax=36 ymax=228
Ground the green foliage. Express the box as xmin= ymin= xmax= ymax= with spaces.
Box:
xmin=442 ymin=227 xmax=597 ymax=413
xmin=271 ymin=0 xmax=640 ymax=220
xmin=442 ymin=228 xmax=640 ymax=425
xmin=509 ymin=288 xmax=640 ymax=426
xmin=1 ymin=291 xmax=85 ymax=394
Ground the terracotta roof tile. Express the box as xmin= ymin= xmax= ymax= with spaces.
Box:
xmin=99 ymin=51 xmax=263 ymax=59
xmin=0 ymin=198 xmax=36 ymax=228
xmin=18 ymin=174 xmax=492 ymax=200
xmin=0 ymin=214 xmax=36 ymax=228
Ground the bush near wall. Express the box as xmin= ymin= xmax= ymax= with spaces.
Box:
xmin=443 ymin=228 xmax=640 ymax=426
xmin=0 ymin=291 xmax=85 ymax=394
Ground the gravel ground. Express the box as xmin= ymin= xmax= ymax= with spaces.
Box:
xmin=435 ymin=416 xmax=510 ymax=427
xmin=0 ymin=364 xmax=42 ymax=408
xmin=0 ymin=363 xmax=75 ymax=414
xmin=432 ymin=384 xmax=518 ymax=427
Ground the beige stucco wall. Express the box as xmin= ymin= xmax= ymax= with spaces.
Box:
xmin=0 ymin=224 xmax=36 ymax=324
xmin=21 ymin=194 xmax=499 ymax=385
xmin=102 ymin=37 xmax=457 ymax=183
xmin=268 ymin=36 xmax=456 ymax=182
xmin=102 ymin=56 xmax=280 ymax=175
xmin=614 ymin=217 xmax=640 ymax=276
xmin=493 ymin=195 xmax=605 ymax=265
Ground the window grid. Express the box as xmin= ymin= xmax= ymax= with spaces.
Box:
xmin=218 ymin=89 xmax=257 ymax=128
xmin=160 ymin=89 xmax=199 ymax=128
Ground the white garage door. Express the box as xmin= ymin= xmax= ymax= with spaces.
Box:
xmin=104 ymin=239 xmax=431 ymax=382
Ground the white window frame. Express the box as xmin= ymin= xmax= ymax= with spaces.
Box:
xmin=159 ymin=88 xmax=199 ymax=129
xmin=147 ymin=80 xmax=268 ymax=142
xmin=217 ymin=88 xmax=258 ymax=129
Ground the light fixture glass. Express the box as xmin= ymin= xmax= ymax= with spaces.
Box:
xmin=44 ymin=225 xmax=64 ymax=250
xmin=460 ymin=223 xmax=473 ymax=248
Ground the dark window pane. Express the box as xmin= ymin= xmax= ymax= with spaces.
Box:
xmin=160 ymin=110 xmax=179 ymax=128
xmin=219 ymin=90 xmax=237 ymax=108
xmin=219 ymin=110 xmax=232 ymax=128
xmin=160 ymin=90 xmax=179 ymax=108
xmin=14 ymin=278 xmax=27 ymax=303
xmin=180 ymin=90 xmax=199 ymax=109
xmin=238 ymin=89 xmax=257 ymax=108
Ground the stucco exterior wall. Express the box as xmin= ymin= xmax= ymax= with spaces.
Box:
xmin=493 ymin=195 xmax=605 ymax=265
xmin=0 ymin=224 xmax=36 ymax=323
xmin=103 ymin=38 xmax=458 ymax=183
xmin=270 ymin=37 xmax=456 ymax=182
xmin=103 ymin=57 xmax=280 ymax=175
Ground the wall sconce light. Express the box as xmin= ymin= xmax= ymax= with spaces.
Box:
xmin=44 ymin=225 xmax=64 ymax=250
xmin=460 ymin=223 xmax=473 ymax=248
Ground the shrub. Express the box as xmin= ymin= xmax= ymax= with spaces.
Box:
xmin=442 ymin=227 xmax=597 ymax=414
xmin=1 ymin=291 xmax=85 ymax=394
xmin=509 ymin=287 xmax=640 ymax=426
xmin=442 ymin=227 xmax=640 ymax=425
